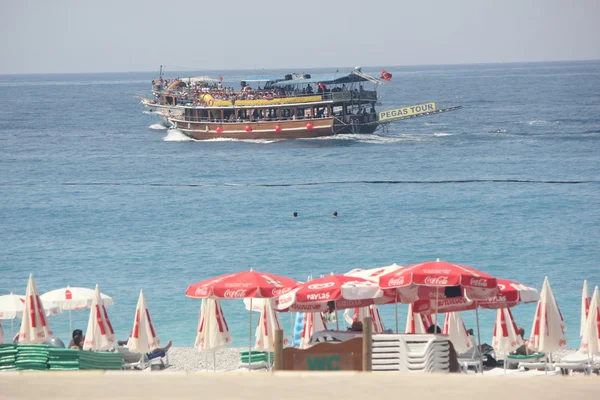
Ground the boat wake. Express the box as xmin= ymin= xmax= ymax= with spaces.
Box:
xmin=304 ymin=133 xmax=453 ymax=144
xmin=163 ymin=129 xmax=197 ymax=142
xmin=149 ymin=124 xmax=168 ymax=130
xmin=202 ymin=137 xmax=282 ymax=144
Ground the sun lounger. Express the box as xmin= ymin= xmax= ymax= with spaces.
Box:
xmin=554 ymin=353 xmax=600 ymax=375
xmin=457 ymin=336 xmax=485 ymax=373
xmin=505 ymin=352 xmax=546 ymax=370
xmin=116 ymin=346 xmax=168 ymax=370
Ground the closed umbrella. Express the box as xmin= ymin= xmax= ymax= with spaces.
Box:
xmin=299 ymin=311 xmax=326 ymax=349
xmin=41 ymin=286 xmax=114 ymax=333
xmin=345 ymin=305 xmax=386 ymax=333
xmin=580 ymin=286 xmax=600 ymax=356
xmin=443 ymin=312 xmax=473 ymax=354
xmin=255 ymin=299 xmax=287 ymax=352
xmin=405 ymin=303 xmax=432 ymax=334
xmin=581 ymin=280 xmax=591 ymax=338
xmin=18 ymin=274 xmax=53 ymax=344
xmin=195 ymin=299 xmax=231 ymax=371
xmin=127 ymin=289 xmax=160 ymax=353
xmin=83 ymin=285 xmax=115 ymax=351
xmin=492 ymin=308 xmax=523 ymax=360
xmin=528 ymin=277 xmax=567 ymax=356
xmin=0 ymin=322 xmax=4 ymax=344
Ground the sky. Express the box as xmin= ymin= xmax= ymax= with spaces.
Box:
xmin=1 ymin=0 xmax=599 ymax=74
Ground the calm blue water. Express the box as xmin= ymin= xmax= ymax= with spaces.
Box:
xmin=0 ymin=61 xmax=599 ymax=348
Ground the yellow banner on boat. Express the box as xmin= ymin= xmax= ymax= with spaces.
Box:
xmin=213 ymin=95 xmax=322 ymax=107
xmin=378 ymin=102 xmax=436 ymax=121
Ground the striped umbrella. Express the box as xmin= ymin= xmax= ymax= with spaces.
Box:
xmin=580 ymin=286 xmax=600 ymax=356
xmin=194 ymin=299 xmax=231 ymax=351
xmin=299 ymin=311 xmax=327 ymax=349
xmin=405 ymin=303 xmax=432 ymax=334
xmin=443 ymin=311 xmax=473 ymax=354
xmin=18 ymin=274 xmax=53 ymax=344
xmin=528 ymin=277 xmax=567 ymax=354
xmin=127 ymin=289 xmax=160 ymax=353
xmin=255 ymin=299 xmax=287 ymax=352
xmin=581 ymin=280 xmax=591 ymax=338
xmin=345 ymin=305 xmax=386 ymax=333
xmin=83 ymin=284 xmax=115 ymax=351
xmin=492 ymin=308 xmax=524 ymax=359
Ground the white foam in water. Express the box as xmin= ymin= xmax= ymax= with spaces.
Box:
xmin=304 ymin=133 xmax=424 ymax=144
xmin=433 ymin=132 xmax=453 ymax=137
xmin=163 ymin=129 xmax=196 ymax=142
xmin=526 ymin=120 xmax=560 ymax=126
xmin=203 ymin=137 xmax=281 ymax=144
xmin=149 ymin=123 xmax=168 ymax=130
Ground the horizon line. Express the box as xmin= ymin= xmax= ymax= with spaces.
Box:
xmin=1 ymin=58 xmax=599 ymax=77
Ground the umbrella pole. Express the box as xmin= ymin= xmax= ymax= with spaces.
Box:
xmin=69 ymin=309 xmax=72 ymax=334
xmin=248 ymin=299 xmax=252 ymax=370
xmin=290 ymin=312 xmax=294 ymax=347
xmin=11 ymin=319 xmax=14 ymax=339
xmin=335 ymin=301 xmax=339 ymax=331
xmin=435 ymin=288 xmax=439 ymax=326
xmin=475 ymin=304 xmax=483 ymax=374
xmin=395 ymin=292 xmax=399 ymax=333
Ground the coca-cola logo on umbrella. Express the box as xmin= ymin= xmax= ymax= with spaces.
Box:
xmin=194 ymin=287 xmax=209 ymax=297
xmin=65 ymin=290 xmax=72 ymax=300
xmin=223 ymin=289 xmax=246 ymax=298
xmin=424 ymin=276 xmax=449 ymax=285
xmin=271 ymin=287 xmax=291 ymax=296
xmin=307 ymin=282 xmax=335 ymax=290
xmin=387 ymin=276 xmax=406 ymax=286
xmin=469 ymin=278 xmax=490 ymax=288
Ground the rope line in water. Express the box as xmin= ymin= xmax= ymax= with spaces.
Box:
xmin=0 ymin=179 xmax=597 ymax=188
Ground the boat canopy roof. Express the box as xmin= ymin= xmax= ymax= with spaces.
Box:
xmin=184 ymin=76 xmax=219 ymax=83
xmin=270 ymin=70 xmax=382 ymax=87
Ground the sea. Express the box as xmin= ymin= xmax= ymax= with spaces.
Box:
xmin=0 ymin=61 xmax=599 ymax=348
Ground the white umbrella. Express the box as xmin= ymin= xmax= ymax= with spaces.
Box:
xmin=443 ymin=312 xmax=473 ymax=354
xmin=255 ymin=299 xmax=287 ymax=352
xmin=581 ymin=280 xmax=590 ymax=338
xmin=18 ymin=274 xmax=54 ymax=344
xmin=127 ymin=289 xmax=160 ymax=353
xmin=580 ymin=286 xmax=600 ymax=356
xmin=405 ymin=303 xmax=432 ymax=334
xmin=0 ymin=293 xmax=62 ymax=320
xmin=528 ymin=277 xmax=567 ymax=354
xmin=492 ymin=308 xmax=524 ymax=359
xmin=41 ymin=286 xmax=114 ymax=333
xmin=299 ymin=311 xmax=327 ymax=349
xmin=83 ymin=284 xmax=115 ymax=351
xmin=195 ymin=299 xmax=231 ymax=351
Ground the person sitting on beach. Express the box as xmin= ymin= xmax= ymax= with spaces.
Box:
xmin=427 ymin=325 xmax=460 ymax=373
xmin=512 ymin=327 xmax=531 ymax=356
xmin=348 ymin=321 xmax=363 ymax=332
xmin=117 ymin=339 xmax=173 ymax=359
xmin=68 ymin=329 xmax=84 ymax=350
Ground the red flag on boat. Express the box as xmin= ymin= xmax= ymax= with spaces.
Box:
xmin=380 ymin=69 xmax=392 ymax=82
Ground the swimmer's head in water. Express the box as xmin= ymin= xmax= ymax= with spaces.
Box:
xmin=293 ymin=212 xmax=298 ymax=218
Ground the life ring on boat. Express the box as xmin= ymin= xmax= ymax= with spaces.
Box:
xmin=207 ymin=99 xmax=214 ymax=106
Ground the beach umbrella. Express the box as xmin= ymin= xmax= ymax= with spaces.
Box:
xmin=581 ymin=280 xmax=591 ymax=338
xmin=186 ymin=269 xmax=299 ymax=369
xmin=443 ymin=312 xmax=473 ymax=354
xmin=405 ymin=303 xmax=433 ymax=334
xmin=346 ymin=264 xmax=404 ymax=332
xmin=41 ymin=286 xmax=114 ymax=333
xmin=528 ymin=277 xmax=567 ymax=354
xmin=492 ymin=308 xmax=524 ymax=359
xmin=254 ymin=299 xmax=287 ymax=352
xmin=299 ymin=311 xmax=327 ymax=349
xmin=0 ymin=293 xmax=62 ymax=338
xmin=580 ymin=286 xmax=600 ymax=356
xmin=83 ymin=284 xmax=115 ymax=351
xmin=18 ymin=274 xmax=54 ymax=344
xmin=195 ymin=299 xmax=231 ymax=351
xmin=127 ymin=289 xmax=160 ymax=353
xmin=0 ymin=322 xmax=4 ymax=344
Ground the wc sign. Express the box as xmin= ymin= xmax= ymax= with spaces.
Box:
xmin=306 ymin=355 xmax=342 ymax=371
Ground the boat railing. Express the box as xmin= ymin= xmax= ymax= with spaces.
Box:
xmin=177 ymin=115 xmax=333 ymax=123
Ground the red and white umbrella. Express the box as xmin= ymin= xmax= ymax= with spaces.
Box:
xmin=127 ymin=289 xmax=160 ymax=353
xmin=492 ymin=308 xmax=524 ymax=359
xmin=299 ymin=311 xmax=327 ymax=349
xmin=41 ymin=286 xmax=113 ymax=334
xmin=443 ymin=312 xmax=473 ymax=354
xmin=581 ymin=280 xmax=591 ymax=338
xmin=379 ymin=259 xmax=498 ymax=302
xmin=83 ymin=284 xmax=115 ymax=351
xmin=528 ymin=277 xmax=567 ymax=354
xmin=405 ymin=303 xmax=433 ymax=334
xmin=344 ymin=305 xmax=386 ymax=333
xmin=580 ymin=285 xmax=600 ymax=356
xmin=195 ymin=299 xmax=231 ymax=351
xmin=185 ymin=269 xmax=299 ymax=299
xmin=18 ymin=274 xmax=53 ymax=344
xmin=277 ymin=274 xmax=386 ymax=311
xmin=255 ymin=299 xmax=287 ymax=352
xmin=345 ymin=264 xmax=404 ymax=281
